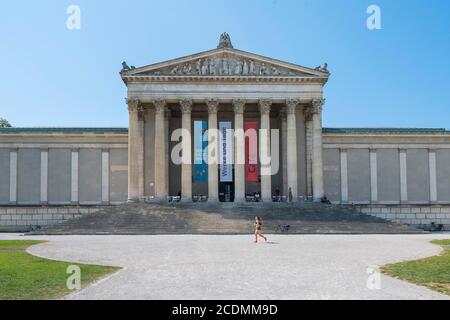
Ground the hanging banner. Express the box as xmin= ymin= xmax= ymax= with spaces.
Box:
xmin=219 ymin=121 xmax=233 ymax=182
xmin=245 ymin=121 xmax=259 ymax=182
xmin=193 ymin=120 xmax=208 ymax=182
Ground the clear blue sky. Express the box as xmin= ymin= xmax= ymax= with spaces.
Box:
xmin=1 ymin=0 xmax=449 ymax=128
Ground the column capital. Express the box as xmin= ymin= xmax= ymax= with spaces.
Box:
xmin=286 ymin=99 xmax=299 ymax=115
xmin=399 ymin=148 xmax=408 ymax=153
xmin=311 ymin=98 xmax=325 ymax=114
xmin=233 ymin=99 xmax=246 ymax=114
xmin=259 ymin=99 xmax=272 ymax=115
xmin=153 ymin=99 xmax=166 ymax=113
xmin=206 ymin=99 xmax=220 ymax=114
xmin=126 ymin=98 xmax=140 ymax=112
xmin=179 ymin=99 xmax=193 ymax=114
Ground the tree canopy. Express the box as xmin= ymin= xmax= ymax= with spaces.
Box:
xmin=0 ymin=117 xmax=12 ymax=128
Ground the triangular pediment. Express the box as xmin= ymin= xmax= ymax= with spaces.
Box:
xmin=121 ymin=48 xmax=329 ymax=79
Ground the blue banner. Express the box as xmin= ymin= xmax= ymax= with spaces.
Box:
xmin=194 ymin=120 xmax=208 ymax=182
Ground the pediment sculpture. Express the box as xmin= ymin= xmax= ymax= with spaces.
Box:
xmin=148 ymin=56 xmax=302 ymax=77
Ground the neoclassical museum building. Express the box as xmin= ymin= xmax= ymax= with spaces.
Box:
xmin=1 ymin=34 xmax=450 ymax=229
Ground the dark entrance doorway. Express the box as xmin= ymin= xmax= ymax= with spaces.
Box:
xmin=219 ymin=169 xmax=235 ymax=202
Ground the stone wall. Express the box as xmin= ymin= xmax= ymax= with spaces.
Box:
xmin=0 ymin=206 xmax=104 ymax=232
xmin=359 ymin=205 xmax=450 ymax=231
xmin=0 ymin=129 xmax=129 ymax=206
xmin=323 ymin=130 xmax=450 ymax=228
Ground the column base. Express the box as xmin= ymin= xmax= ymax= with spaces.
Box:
xmin=127 ymin=198 xmax=140 ymax=203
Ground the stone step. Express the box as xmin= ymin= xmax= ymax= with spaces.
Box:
xmin=30 ymin=202 xmax=425 ymax=235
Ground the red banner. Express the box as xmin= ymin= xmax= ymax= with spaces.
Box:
xmin=245 ymin=121 xmax=259 ymax=182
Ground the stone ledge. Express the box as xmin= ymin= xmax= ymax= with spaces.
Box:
xmin=0 ymin=206 xmax=109 ymax=231
xmin=358 ymin=204 xmax=450 ymax=231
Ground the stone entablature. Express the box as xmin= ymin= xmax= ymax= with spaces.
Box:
xmin=323 ymin=130 xmax=450 ymax=149
xmin=0 ymin=129 xmax=128 ymax=148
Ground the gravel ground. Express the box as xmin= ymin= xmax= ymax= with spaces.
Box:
xmin=1 ymin=233 xmax=449 ymax=300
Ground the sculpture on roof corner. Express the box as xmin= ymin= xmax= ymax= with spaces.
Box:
xmin=315 ymin=63 xmax=329 ymax=73
xmin=121 ymin=61 xmax=135 ymax=73
xmin=217 ymin=32 xmax=233 ymax=49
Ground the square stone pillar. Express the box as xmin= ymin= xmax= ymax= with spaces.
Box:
xmin=40 ymin=148 xmax=49 ymax=205
xmin=259 ymin=99 xmax=272 ymax=202
xmin=428 ymin=149 xmax=438 ymax=203
xmin=154 ymin=99 xmax=168 ymax=201
xmin=207 ymin=99 xmax=219 ymax=202
xmin=180 ymin=99 xmax=193 ymax=201
xmin=101 ymin=149 xmax=110 ymax=204
xmin=9 ymin=149 xmax=18 ymax=205
xmin=311 ymin=99 xmax=325 ymax=201
xmin=233 ymin=99 xmax=246 ymax=203
xmin=286 ymin=100 xmax=299 ymax=202
xmin=70 ymin=148 xmax=79 ymax=204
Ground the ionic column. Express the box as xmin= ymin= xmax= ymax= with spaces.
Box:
xmin=154 ymin=99 xmax=168 ymax=201
xmin=126 ymin=98 xmax=141 ymax=202
xmin=207 ymin=99 xmax=219 ymax=202
xmin=286 ymin=100 xmax=299 ymax=202
xmin=311 ymin=99 xmax=325 ymax=201
xmin=180 ymin=99 xmax=193 ymax=201
xmin=259 ymin=99 xmax=272 ymax=202
xmin=233 ymin=99 xmax=246 ymax=202
xmin=280 ymin=110 xmax=288 ymax=196
xmin=304 ymin=108 xmax=314 ymax=197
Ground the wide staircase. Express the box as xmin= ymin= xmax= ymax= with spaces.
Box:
xmin=31 ymin=202 xmax=424 ymax=235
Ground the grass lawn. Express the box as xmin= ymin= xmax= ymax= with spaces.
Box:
xmin=381 ymin=239 xmax=450 ymax=296
xmin=0 ymin=240 xmax=120 ymax=300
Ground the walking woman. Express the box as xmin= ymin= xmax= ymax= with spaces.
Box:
xmin=254 ymin=216 xmax=268 ymax=243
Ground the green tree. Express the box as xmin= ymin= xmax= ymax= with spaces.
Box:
xmin=0 ymin=117 xmax=12 ymax=128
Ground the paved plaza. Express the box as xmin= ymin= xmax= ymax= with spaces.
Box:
xmin=1 ymin=233 xmax=449 ymax=300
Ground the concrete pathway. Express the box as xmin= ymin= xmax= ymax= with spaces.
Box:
xmin=1 ymin=233 xmax=449 ymax=300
